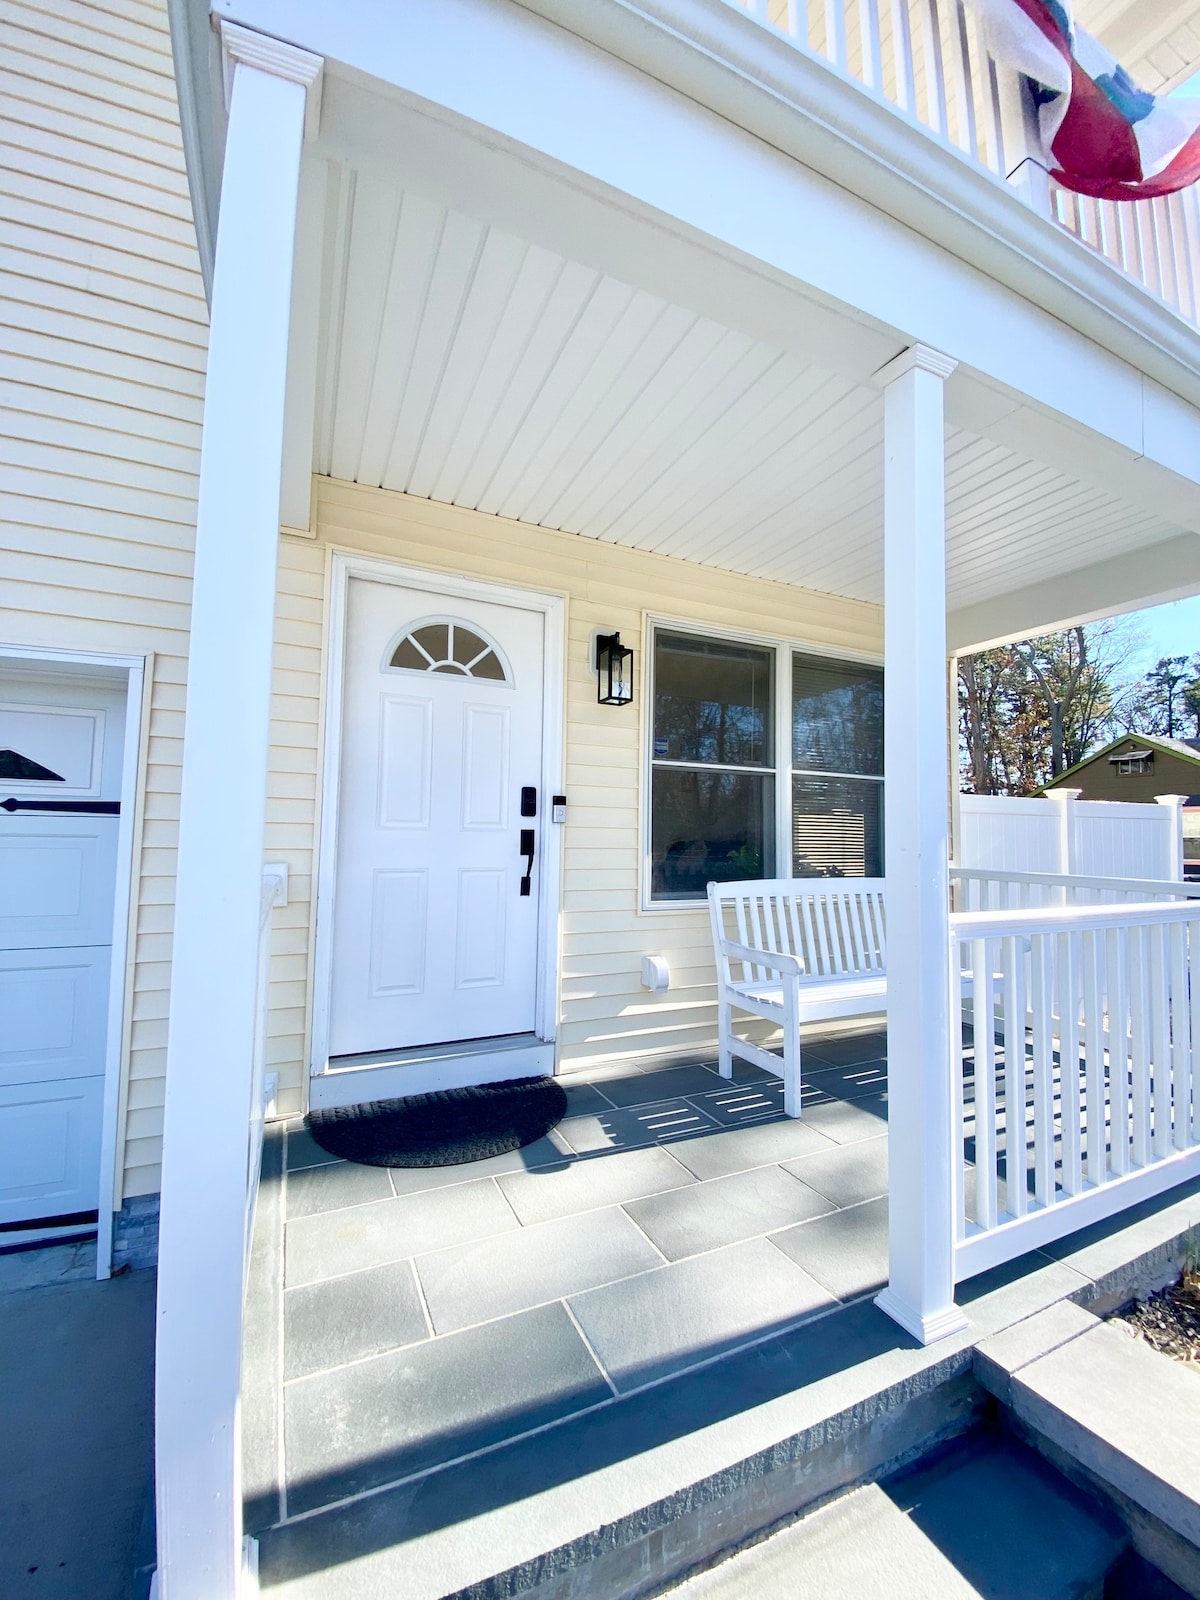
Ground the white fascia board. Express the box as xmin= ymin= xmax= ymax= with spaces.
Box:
xmin=947 ymin=532 xmax=1200 ymax=654
xmin=208 ymin=0 xmax=1200 ymax=454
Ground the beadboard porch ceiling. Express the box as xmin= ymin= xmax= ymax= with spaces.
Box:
xmin=288 ymin=157 xmax=1196 ymax=629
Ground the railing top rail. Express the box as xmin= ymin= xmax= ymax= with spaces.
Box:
xmin=949 ymin=865 xmax=1199 ymax=896
xmin=951 ymin=898 xmax=1200 ymax=940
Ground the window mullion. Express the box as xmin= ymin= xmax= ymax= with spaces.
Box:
xmin=777 ymin=642 xmax=791 ymax=882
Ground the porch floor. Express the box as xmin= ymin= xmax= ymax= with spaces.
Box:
xmin=242 ymin=1030 xmax=1200 ymax=1598
xmin=244 ymin=1035 xmax=888 ymax=1531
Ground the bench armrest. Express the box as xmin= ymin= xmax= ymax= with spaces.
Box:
xmin=718 ymin=939 xmax=805 ymax=977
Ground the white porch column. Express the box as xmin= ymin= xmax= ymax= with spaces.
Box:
xmin=155 ymin=25 xmax=321 ymax=1600
xmin=873 ymin=344 xmax=969 ymax=1346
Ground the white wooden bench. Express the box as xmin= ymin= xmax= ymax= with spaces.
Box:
xmin=707 ymin=877 xmax=887 ymax=1117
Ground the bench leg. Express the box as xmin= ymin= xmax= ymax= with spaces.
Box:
xmin=783 ymin=984 xmax=802 ymax=1117
xmin=718 ymin=996 xmax=733 ymax=1078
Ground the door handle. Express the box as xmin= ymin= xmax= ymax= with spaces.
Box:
xmin=520 ymin=828 xmax=535 ymax=897
xmin=1 ymin=798 xmax=120 ymax=815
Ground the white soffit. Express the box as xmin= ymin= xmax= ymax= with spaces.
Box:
xmin=1074 ymin=0 xmax=1200 ymax=92
xmin=311 ymin=171 xmax=1188 ymax=610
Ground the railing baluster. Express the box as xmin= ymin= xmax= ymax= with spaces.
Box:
xmin=1106 ymin=924 xmax=1130 ymax=1176
xmin=825 ymin=0 xmax=849 ymax=68
xmin=1002 ymin=933 xmax=1027 ymax=1216
xmin=1082 ymin=927 xmax=1105 ymax=1186
xmin=1058 ymin=929 xmax=1082 ymax=1195
xmin=1150 ymin=921 xmax=1172 ymax=1159
xmin=1170 ymin=919 xmax=1190 ymax=1152
xmin=1130 ymin=926 xmax=1151 ymax=1166
xmin=858 ymin=0 xmax=883 ymax=91
xmin=983 ymin=54 xmax=1006 ymax=176
xmin=918 ymin=0 xmax=948 ymax=136
xmin=1190 ymin=920 xmax=1200 ymax=1145
xmin=1031 ymin=930 xmax=1054 ymax=1206
xmin=972 ymin=936 xmax=998 ymax=1229
xmin=954 ymin=943 xmax=968 ymax=1241
xmin=889 ymin=0 xmax=916 ymax=113
xmin=948 ymin=0 xmax=978 ymax=158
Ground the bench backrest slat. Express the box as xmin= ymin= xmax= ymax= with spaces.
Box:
xmin=709 ymin=877 xmax=887 ymax=985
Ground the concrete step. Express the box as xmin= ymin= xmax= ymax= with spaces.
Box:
xmin=976 ymin=1300 xmax=1200 ymax=1598
xmin=667 ymin=1433 xmax=1126 ymax=1600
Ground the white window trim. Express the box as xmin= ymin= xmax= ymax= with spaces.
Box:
xmin=639 ymin=614 xmax=883 ymax=913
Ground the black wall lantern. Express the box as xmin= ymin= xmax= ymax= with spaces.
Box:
xmin=595 ymin=632 xmax=634 ymax=706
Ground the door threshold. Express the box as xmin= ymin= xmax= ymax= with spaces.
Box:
xmin=328 ymin=1032 xmax=542 ymax=1072
xmin=312 ymin=1034 xmax=554 ymax=1110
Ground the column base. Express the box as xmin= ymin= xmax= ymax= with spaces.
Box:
xmin=875 ymin=1287 xmax=970 ymax=1346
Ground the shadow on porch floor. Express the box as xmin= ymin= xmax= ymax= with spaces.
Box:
xmin=244 ymin=1034 xmax=895 ymax=1562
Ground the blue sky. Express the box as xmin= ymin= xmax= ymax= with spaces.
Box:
xmin=1121 ymin=596 xmax=1200 ymax=677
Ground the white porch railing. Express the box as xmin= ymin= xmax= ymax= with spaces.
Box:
xmin=1051 ymin=182 xmax=1200 ymax=329
xmin=729 ymin=0 xmax=1200 ymax=329
xmin=952 ymin=894 xmax=1200 ymax=1279
xmin=952 ymin=865 xmax=1200 ymax=912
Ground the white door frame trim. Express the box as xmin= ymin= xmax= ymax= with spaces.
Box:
xmin=309 ymin=550 xmax=566 ymax=1080
xmin=0 ymin=642 xmax=147 ymax=1279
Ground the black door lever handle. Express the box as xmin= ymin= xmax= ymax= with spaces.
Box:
xmin=520 ymin=828 xmax=535 ymax=896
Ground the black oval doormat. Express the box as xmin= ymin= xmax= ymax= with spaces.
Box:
xmin=307 ymin=1076 xmax=568 ymax=1168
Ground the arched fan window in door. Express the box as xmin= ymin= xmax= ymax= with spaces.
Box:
xmin=384 ymin=619 xmax=511 ymax=684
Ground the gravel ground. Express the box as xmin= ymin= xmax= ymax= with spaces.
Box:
xmin=1113 ymin=1271 xmax=1200 ymax=1369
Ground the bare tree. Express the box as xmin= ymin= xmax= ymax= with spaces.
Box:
xmin=957 ymin=618 xmax=1140 ymax=793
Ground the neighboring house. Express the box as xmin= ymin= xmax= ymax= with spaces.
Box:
xmin=1042 ymin=732 xmax=1200 ymax=875
xmin=5 ymin=0 xmax=1200 ymax=1595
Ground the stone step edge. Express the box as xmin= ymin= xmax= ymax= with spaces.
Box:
xmin=976 ymin=1229 xmax=1200 ymax=1600
xmin=443 ymin=1200 xmax=1200 ymax=1600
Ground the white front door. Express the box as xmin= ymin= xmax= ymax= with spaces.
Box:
xmin=0 ymin=672 xmax=125 ymax=1234
xmin=329 ymin=579 xmax=546 ymax=1059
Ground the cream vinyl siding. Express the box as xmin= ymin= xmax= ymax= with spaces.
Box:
xmin=0 ymin=0 xmax=206 ymax=1197
xmin=265 ymin=478 xmax=882 ymax=1111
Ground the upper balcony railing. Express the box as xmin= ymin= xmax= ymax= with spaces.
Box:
xmin=731 ymin=0 xmax=1200 ymax=328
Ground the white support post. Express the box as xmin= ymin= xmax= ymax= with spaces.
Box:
xmin=1155 ymin=795 xmax=1188 ymax=882
xmin=154 ymin=25 xmax=321 ymax=1600
xmin=873 ymin=344 xmax=969 ymax=1346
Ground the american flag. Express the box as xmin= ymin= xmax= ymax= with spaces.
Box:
xmin=968 ymin=0 xmax=1200 ymax=200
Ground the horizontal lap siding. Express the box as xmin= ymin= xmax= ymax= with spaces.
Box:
xmin=298 ymin=479 xmax=882 ymax=1089
xmin=0 ymin=0 xmax=206 ymax=1198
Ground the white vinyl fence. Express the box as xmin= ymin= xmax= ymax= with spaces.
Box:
xmin=956 ymin=791 xmax=1184 ymax=884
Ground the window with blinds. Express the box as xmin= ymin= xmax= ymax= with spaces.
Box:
xmin=649 ymin=631 xmax=775 ymax=901
xmin=791 ymin=653 xmax=884 ymax=878
xmin=644 ymin=628 xmax=884 ymax=903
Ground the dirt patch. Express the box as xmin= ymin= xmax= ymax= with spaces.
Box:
xmin=1113 ymin=1271 xmax=1200 ymax=1369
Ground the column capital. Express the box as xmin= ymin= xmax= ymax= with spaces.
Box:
xmin=218 ymin=20 xmax=324 ymax=141
xmin=873 ymin=343 xmax=958 ymax=387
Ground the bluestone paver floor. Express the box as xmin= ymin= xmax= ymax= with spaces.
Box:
xmin=246 ymin=1031 xmax=900 ymax=1538
xmin=0 ymin=1247 xmax=156 ymax=1600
